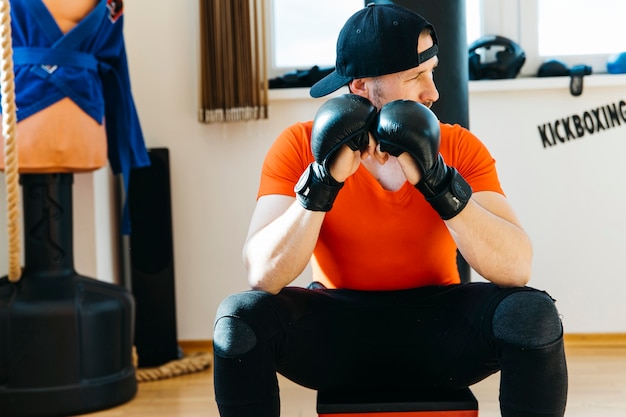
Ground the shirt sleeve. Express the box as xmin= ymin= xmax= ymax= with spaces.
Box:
xmin=440 ymin=123 xmax=504 ymax=195
xmin=257 ymin=121 xmax=314 ymax=199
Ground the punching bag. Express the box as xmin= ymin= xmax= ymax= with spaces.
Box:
xmin=0 ymin=174 xmax=137 ymax=416
xmin=370 ymin=0 xmax=471 ymax=282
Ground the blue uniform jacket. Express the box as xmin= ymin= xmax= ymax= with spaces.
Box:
xmin=4 ymin=0 xmax=150 ymax=232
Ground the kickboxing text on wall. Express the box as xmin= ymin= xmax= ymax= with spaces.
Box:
xmin=538 ymin=100 xmax=626 ymax=148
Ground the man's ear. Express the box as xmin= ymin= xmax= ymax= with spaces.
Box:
xmin=348 ymin=78 xmax=368 ymax=96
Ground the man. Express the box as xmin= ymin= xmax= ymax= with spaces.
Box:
xmin=213 ymin=4 xmax=568 ymax=417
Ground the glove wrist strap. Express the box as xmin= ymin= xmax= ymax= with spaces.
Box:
xmin=417 ymin=168 xmax=472 ymax=220
xmin=295 ymin=163 xmax=344 ymax=212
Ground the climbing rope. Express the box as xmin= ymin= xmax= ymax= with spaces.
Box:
xmin=132 ymin=347 xmax=212 ymax=383
xmin=0 ymin=0 xmax=21 ymax=283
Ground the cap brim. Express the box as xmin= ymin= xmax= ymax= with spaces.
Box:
xmin=309 ymin=70 xmax=352 ymax=98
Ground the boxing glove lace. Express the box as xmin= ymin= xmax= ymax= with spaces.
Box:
xmin=375 ymin=99 xmax=472 ymax=220
xmin=295 ymin=94 xmax=377 ymax=211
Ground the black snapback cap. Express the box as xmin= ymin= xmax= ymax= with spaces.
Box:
xmin=310 ymin=3 xmax=438 ymax=98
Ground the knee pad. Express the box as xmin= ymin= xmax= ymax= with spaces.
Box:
xmin=214 ymin=316 xmax=257 ymax=358
xmin=492 ymin=290 xmax=563 ymax=347
xmin=213 ymin=293 xmax=260 ymax=358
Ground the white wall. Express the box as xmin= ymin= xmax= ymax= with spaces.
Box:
xmin=468 ymin=77 xmax=626 ymax=333
xmin=2 ymin=1 xmax=626 ymax=339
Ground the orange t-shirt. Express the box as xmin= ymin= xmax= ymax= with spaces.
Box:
xmin=258 ymin=121 xmax=503 ymax=291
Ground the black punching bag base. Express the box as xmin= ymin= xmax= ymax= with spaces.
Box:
xmin=0 ymin=273 xmax=137 ymax=417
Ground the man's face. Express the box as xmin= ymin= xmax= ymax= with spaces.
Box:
xmin=348 ymin=32 xmax=440 ymax=166
xmin=362 ymin=32 xmax=440 ymax=110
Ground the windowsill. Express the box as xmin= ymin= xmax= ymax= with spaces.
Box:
xmin=268 ymin=73 xmax=626 ymax=101
xmin=268 ymin=87 xmax=348 ymax=101
xmin=468 ymin=72 xmax=626 ymax=92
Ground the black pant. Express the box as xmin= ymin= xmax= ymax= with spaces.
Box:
xmin=213 ymin=283 xmax=568 ymax=417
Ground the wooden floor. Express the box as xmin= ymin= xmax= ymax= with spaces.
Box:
xmin=83 ymin=342 xmax=626 ymax=417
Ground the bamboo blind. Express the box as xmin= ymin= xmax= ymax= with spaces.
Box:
xmin=199 ymin=0 xmax=268 ymax=123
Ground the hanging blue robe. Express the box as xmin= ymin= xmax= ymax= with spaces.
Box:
xmin=4 ymin=0 xmax=150 ymax=233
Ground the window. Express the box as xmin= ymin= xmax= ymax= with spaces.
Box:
xmin=270 ymin=0 xmax=362 ymax=78
xmin=465 ymin=0 xmax=482 ymax=45
xmin=269 ymin=0 xmax=481 ymax=79
xmin=537 ymin=0 xmax=624 ymax=56
xmin=487 ymin=0 xmax=626 ymax=76
xmin=269 ymin=0 xmax=624 ymax=82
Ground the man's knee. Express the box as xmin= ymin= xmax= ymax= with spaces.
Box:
xmin=492 ymin=290 xmax=563 ymax=347
xmin=214 ymin=315 xmax=257 ymax=358
xmin=213 ymin=292 xmax=267 ymax=358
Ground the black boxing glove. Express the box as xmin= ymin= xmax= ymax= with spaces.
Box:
xmin=295 ymin=94 xmax=377 ymax=211
xmin=375 ymin=100 xmax=472 ymax=220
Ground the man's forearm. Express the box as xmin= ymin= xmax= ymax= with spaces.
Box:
xmin=243 ymin=201 xmax=325 ymax=294
xmin=447 ymin=195 xmax=533 ymax=287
